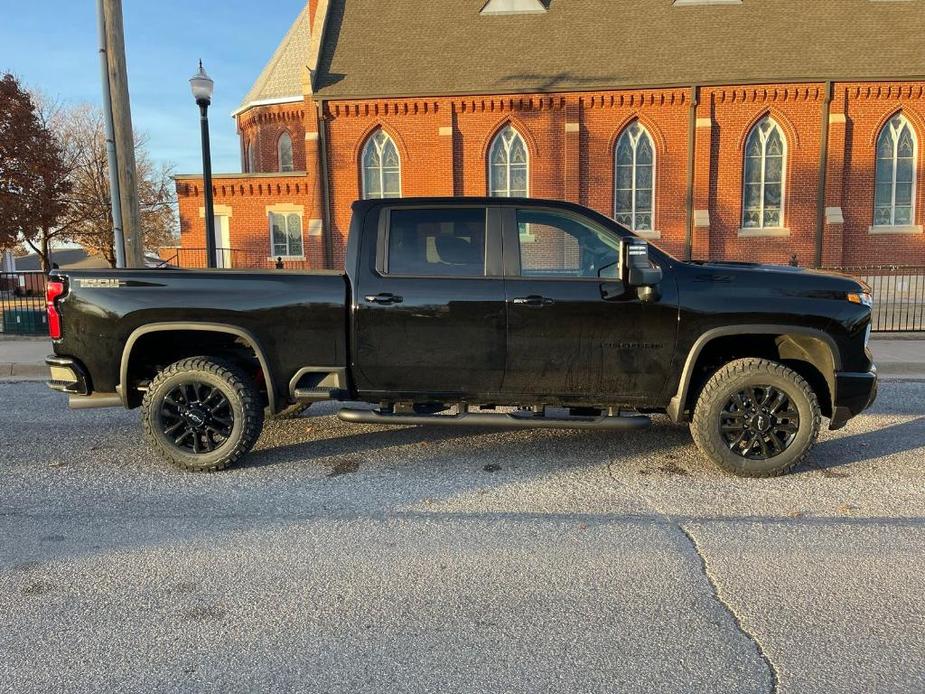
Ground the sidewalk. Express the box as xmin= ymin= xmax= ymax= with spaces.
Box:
xmin=2 ymin=333 xmax=924 ymax=382
xmin=868 ymin=335 xmax=925 ymax=378
xmin=0 ymin=337 xmax=51 ymax=379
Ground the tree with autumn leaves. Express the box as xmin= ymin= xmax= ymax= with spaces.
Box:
xmin=0 ymin=72 xmax=176 ymax=270
xmin=0 ymin=74 xmax=71 ymax=268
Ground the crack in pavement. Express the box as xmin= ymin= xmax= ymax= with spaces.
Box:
xmin=678 ymin=523 xmax=780 ymax=694
xmin=605 ymin=460 xmax=780 ymax=694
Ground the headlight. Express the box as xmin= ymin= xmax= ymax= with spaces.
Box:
xmin=847 ymin=292 xmax=873 ymax=308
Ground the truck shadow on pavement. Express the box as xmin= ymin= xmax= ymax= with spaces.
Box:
xmin=812 ymin=416 xmax=925 ymax=470
xmin=244 ymin=406 xmax=924 ymax=477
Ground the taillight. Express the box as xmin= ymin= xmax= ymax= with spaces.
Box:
xmin=46 ymin=280 xmax=66 ymax=340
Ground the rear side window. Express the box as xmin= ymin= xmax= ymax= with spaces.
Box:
xmin=386 ymin=208 xmax=487 ymax=277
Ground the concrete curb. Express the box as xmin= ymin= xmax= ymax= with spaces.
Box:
xmin=870 ymin=333 xmax=925 ymax=341
xmin=0 ymin=363 xmax=48 ymax=380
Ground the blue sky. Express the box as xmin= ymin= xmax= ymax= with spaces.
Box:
xmin=1 ymin=0 xmax=303 ymax=173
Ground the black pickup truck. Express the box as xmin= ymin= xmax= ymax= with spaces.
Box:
xmin=45 ymin=197 xmax=877 ymax=477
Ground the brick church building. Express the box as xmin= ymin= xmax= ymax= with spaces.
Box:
xmin=173 ymin=0 xmax=925 ymax=271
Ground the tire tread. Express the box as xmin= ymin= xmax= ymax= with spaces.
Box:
xmin=690 ymin=357 xmax=822 ymax=478
xmin=141 ymin=356 xmax=264 ymax=472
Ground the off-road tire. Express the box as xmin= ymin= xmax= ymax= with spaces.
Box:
xmin=269 ymin=402 xmax=313 ymax=420
xmin=142 ymin=356 xmax=264 ymax=472
xmin=691 ymin=358 xmax=821 ymax=478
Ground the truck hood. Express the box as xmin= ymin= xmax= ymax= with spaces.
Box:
xmin=684 ymin=260 xmax=870 ymax=294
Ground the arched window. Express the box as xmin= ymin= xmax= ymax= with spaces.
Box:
xmin=874 ymin=114 xmax=917 ymax=227
xmin=362 ymin=130 xmax=401 ymax=199
xmin=614 ymin=122 xmax=655 ymax=232
xmin=278 ymin=131 xmax=294 ymax=172
xmin=742 ymin=117 xmax=786 ymax=229
xmin=489 ymin=125 xmax=528 ymax=197
xmin=246 ymin=142 xmax=256 ymax=173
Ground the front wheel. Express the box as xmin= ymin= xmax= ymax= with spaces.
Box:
xmin=142 ymin=356 xmax=265 ymax=472
xmin=691 ymin=358 xmax=821 ymax=478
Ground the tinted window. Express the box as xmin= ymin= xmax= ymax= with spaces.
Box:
xmin=516 ymin=209 xmax=621 ymax=279
xmin=387 ymin=208 xmax=487 ymax=277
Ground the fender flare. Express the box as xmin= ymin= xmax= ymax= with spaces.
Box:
xmin=666 ymin=325 xmax=841 ymax=422
xmin=119 ymin=322 xmax=277 ymax=413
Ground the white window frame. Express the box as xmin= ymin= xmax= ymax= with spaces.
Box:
xmin=488 ymin=125 xmax=529 ymax=198
xmin=871 ymin=113 xmax=919 ymax=232
xmin=278 ymin=131 xmax=294 ymax=173
xmin=268 ymin=209 xmax=304 ymax=259
xmin=361 ymin=130 xmax=402 ymax=200
xmin=740 ymin=117 xmax=788 ymax=234
xmin=613 ymin=122 xmax=657 ymax=236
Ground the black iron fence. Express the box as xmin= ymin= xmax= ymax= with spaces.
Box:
xmin=825 ymin=265 xmax=925 ymax=332
xmin=157 ymin=248 xmax=316 ymax=271
xmin=0 ymin=271 xmax=48 ymax=335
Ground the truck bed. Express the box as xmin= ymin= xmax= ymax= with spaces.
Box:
xmin=51 ymin=268 xmax=349 ymax=407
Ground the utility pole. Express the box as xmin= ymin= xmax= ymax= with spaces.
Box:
xmin=101 ymin=0 xmax=145 ymax=267
xmin=96 ymin=0 xmax=125 ymax=268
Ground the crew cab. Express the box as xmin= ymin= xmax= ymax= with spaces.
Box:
xmin=45 ymin=197 xmax=877 ymax=477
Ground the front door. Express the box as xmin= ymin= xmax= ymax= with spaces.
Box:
xmin=214 ymin=215 xmax=232 ymax=268
xmin=353 ymin=205 xmax=506 ymax=398
xmin=501 ymin=207 xmax=677 ymax=404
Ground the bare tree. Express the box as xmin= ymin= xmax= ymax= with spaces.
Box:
xmin=51 ymin=104 xmax=177 ymax=267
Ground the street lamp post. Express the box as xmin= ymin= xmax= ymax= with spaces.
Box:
xmin=190 ymin=61 xmax=216 ymax=269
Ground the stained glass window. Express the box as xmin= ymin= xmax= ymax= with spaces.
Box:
xmin=488 ymin=125 xmax=529 ymax=197
xmin=874 ymin=114 xmax=917 ymax=227
xmin=614 ymin=122 xmax=655 ymax=232
xmin=270 ymin=212 xmax=303 ymax=257
xmin=742 ymin=117 xmax=786 ymax=229
xmin=362 ymin=130 xmax=402 ymax=199
xmin=278 ymin=132 xmax=294 ymax=172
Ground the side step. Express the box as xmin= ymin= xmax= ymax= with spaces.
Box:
xmin=337 ymin=408 xmax=651 ymax=430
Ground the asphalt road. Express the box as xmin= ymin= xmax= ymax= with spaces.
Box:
xmin=1 ymin=381 xmax=923 ymax=694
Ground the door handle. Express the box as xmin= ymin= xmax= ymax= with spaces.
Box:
xmin=365 ymin=293 xmax=404 ymax=305
xmin=512 ymin=295 xmax=554 ymax=307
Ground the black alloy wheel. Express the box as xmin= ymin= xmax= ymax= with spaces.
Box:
xmin=142 ymin=356 xmax=264 ymax=472
xmin=159 ymin=382 xmax=235 ymax=454
xmin=719 ymin=385 xmax=800 ymax=460
xmin=690 ymin=358 xmax=821 ymax=478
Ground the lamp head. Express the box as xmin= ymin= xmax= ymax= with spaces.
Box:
xmin=190 ymin=60 xmax=214 ymax=105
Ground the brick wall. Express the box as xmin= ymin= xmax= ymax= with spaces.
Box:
xmin=836 ymin=82 xmax=925 ymax=268
xmin=176 ymin=80 xmax=925 ymax=271
xmin=174 ymin=172 xmax=325 ymax=269
xmin=237 ymin=102 xmax=307 ymax=174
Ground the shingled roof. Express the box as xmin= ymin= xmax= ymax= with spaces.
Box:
xmin=236 ymin=4 xmax=310 ymax=114
xmin=312 ymin=0 xmax=925 ymax=100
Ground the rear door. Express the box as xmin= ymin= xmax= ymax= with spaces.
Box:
xmin=352 ymin=204 xmax=506 ymax=397
xmin=501 ymin=206 xmax=677 ymax=403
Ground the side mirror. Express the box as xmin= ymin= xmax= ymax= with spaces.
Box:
xmin=624 ymin=239 xmax=663 ymax=301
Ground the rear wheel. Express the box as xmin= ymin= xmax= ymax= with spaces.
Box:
xmin=691 ymin=358 xmax=821 ymax=478
xmin=142 ymin=356 xmax=264 ymax=472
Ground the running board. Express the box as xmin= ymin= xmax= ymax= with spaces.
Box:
xmin=337 ymin=409 xmax=651 ymax=430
